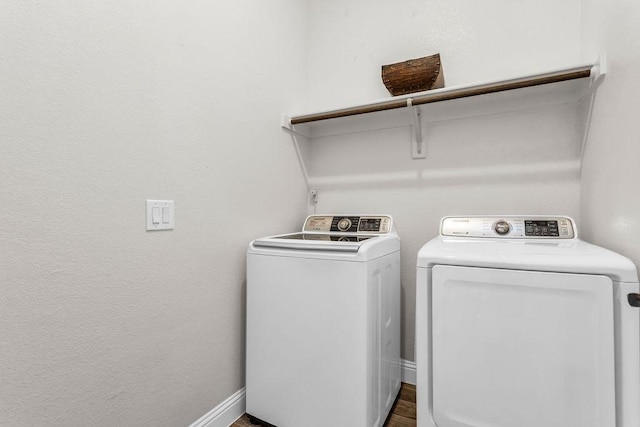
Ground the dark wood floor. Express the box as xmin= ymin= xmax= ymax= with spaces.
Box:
xmin=231 ymin=382 xmax=416 ymax=427
xmin=384 ymin=383 xmax=417 ymax=426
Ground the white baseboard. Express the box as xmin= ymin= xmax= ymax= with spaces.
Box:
xmin=191 ymin=358 xmax=415 ymax=427
xmin=401 ymin=358 xmax=416 ymax=385
xmin=189 ymin=387 xmax=245 ymax=427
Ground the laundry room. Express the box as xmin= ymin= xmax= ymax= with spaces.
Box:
xmin=2 ymin=1 xmax=639 ymax=427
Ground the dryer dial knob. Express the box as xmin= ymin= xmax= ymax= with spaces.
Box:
xmin=337 ymin=218 xmax=352 ymax=231
xmin=494 ymin=221 xmax=511 ymax=235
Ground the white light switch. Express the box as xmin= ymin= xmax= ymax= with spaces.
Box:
xmin=152 ymin=207 xmax=161 ymax=224
xmin=146 ymin=200 xmax=174 ymax=231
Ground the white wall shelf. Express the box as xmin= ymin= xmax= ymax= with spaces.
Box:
xmin=282 ymin=58 xmax=606 ymax=188
xmin=285 ymin=60 xmax=603 ymax=127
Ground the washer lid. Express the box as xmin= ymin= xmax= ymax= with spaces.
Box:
xmin=249 ymin=214 xmax=399 ymax=259
xmin=252 ymin=233 xmax=376 ymax=252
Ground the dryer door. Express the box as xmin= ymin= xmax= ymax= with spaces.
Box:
xmin=431 ymin=265 xmax=615 ymax=427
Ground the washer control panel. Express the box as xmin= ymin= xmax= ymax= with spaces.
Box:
xmin=441 ymin=216 xmax=576 ymax=239
xmin=303 ymin=215 xmax=392 ymax=234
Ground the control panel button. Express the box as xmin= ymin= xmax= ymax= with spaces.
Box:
xmin=494 ymin=221 xmax=511 ymax=235
xmin=337 ymin=218 xmax=352 ymax=231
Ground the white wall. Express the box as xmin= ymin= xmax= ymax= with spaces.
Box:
xmin=580 ymin=0 xmax=640 ymax=269
xmin=307 ymin=0 xmax=582 ymax=111
xmin=3 ymin=1 xmax=633 ymax=424
xmin=304 ymin=0 xmax=584 ymax=360
xmin=0 ymin=2 xmax=308 ymax=426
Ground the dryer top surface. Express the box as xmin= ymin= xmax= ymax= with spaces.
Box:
xmin=417 ymin=236 xmax=638 ymax=283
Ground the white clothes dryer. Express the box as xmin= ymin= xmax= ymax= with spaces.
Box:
xmin=246 ymin=215 xmax=401 ymax=427
xmin=415 ymin=216 xmax=640 ymax=427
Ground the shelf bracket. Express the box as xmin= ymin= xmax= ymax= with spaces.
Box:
xmin=579 ymin=53 xmax=608 ymax=169
xmin=411 ymin=104 xmax=426 ymax=159
xmin=589 ymin=52 xmax=608 ymax=89
xmin=281 ymin=115 xmax=311 ymax=190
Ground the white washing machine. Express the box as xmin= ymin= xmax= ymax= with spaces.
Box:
xmin=246 ymin=215 xmax=401 ymax=427
xmin=415 ymin=216 xmax=640 ymax=427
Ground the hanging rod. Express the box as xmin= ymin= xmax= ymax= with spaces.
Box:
xmin=289 ymin=64 xmax=594 ymax=126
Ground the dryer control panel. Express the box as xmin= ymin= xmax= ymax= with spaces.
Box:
xmin=303 ymin=215 xmax=392 ymax=234
xmin=441 ymin=216 xmax=576 ymax=239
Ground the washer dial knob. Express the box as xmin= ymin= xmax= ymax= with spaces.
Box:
xmin=494 ymin=221 xmax=511 ymax=235
xmin=337 ymin=218 xmax=352 ymax=231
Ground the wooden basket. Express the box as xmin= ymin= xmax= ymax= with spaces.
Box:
xmin=381 ymin=53 xmax=444 ymax=96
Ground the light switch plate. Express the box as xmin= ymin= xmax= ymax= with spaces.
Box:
xmin=146 ymin=200 xmax=174 ymax=231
